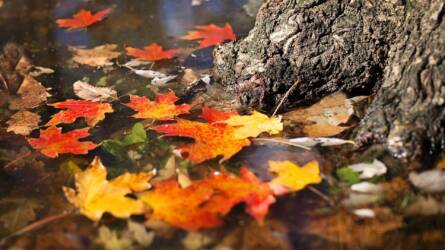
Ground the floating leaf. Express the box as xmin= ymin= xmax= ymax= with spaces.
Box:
xmin=409 ymin=170 xmax=445 ymax=193
xmin=139 ymin=167 xmax=275 ymax=230
xmin=6 ymin=110 xmax=40 ymax=136
xmin=336 ymin=167 xmax=361 ymax=184
xmin=9 ymin=76 xmax=51 ymax=110
xmin=289 ymin=137 xmax=356 ymax=147
xmin=268 ymin=161 xmax=321 ymax=192
xmin=200 ymin=107 xmax=236 ymax=123
xmin=225 ymin=111 xmax=283 ymax=139
xmin=125 ymin=91 xmax=191 ymax=120
xmin=73 ymin=80 xmax=117 ymax=102
xmin=181 ymin=24 xmax=236 ymax=48
xmin=47 ymin=100 xmax=114 ymax=127
xmin=28 ymin=126 xmax=98 ymax=158
xmin=153 ymin=119 xmax=250 ymax=163
xmin=63 ymin=157 xmax=153 ymax=221
xmin=57 ymin=8 xmax=112 ymax=30
xmin=126 ymin=43 xmax=181 ymax=61
xmin=69 ymin=44 xmax=121 ymax=67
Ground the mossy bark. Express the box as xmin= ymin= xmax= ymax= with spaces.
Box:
xmin=214 ymin=0 xmax=445 ymax=160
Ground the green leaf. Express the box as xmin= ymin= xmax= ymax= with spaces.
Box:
xmin=122 ymin=123 xmax=147 ymax=146
xmin=336 ymin=167 xmax=360 ymax=184
xmin=96 ymin=76 xmax=108 ymax=87
xmin=102 ymin=140 xmax=126 ymax=161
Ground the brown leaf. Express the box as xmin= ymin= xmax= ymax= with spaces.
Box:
xmin=6 ymin=110 xmax=40 ymax=136
xmin=70 ymin=44 xmax=121 ymax=68
xmin=305 ymin=208 xmax=402 ymax=246
xmin=9 ymin=76 xmax=51 ymax=110
xmin=73 ymin=81 xmax=117 ymax=102
xmin=283 ymin=93 xmax=354 ymax=137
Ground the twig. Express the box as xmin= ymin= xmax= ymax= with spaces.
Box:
xmin=308 ymin=186 xmax=335 ymax=207
xmin=272 ymin=81 xmax=300 ymax=117
xmin=252 ymin=138 xmax=311 ymax=150
xmin=3 ymin=151 xmax=33 ymax=170
xmin=1 ymin=209 xmax=75 ymax=243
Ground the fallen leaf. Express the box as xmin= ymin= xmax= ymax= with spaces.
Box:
xmin=47 ymin=100 xmax=114 ymax=127
xmin=289 ymin=137 xmax=356 ymax=147
xmin=404 ymin=196 xmax=445 ymax=216
xmin=125 ymin=67 xmax=177 ymax=86
xmin=153 ymin=119 xmax=250 ymax=163
xmin=181 ymin=24 xmax=236 ymax=48
xmin=125 ymin=91 xmax=191 ymax=120
xmin=70 ymin=44 xmax=121 ymax=67
xmin=96 ymin=226 xmax=134 ymax=250
xmin=63 ymin=157 xmax=153 ymax=221
xmin=225 ymin=111 xmax=283 ymax=139
xmin=0 ymin=198 xmax=40 ymax=233
xmin=9 ymin=76 xmax=51 ymax=110
xmin=28 ymin=126 xmax=98 ymax=158
xmin=126 ymin=221 xmax=155 ymax=247
xmin=200 ymin=107 xmax=236 ymax=123
xmin=123 ymin=59 xmax=152 ymax=68
xmin=268 ymin=160 xmax=321 ymax=192
xmin=352 ymin=208 xmax=375 ymax=218
xmin=350 ymin=182 xmax=383 ymax=194
xmin=57 ymin=8 xmax=112 ymax=30
xmin=73 ymin=80 xmax=117 ymax=102
xmin=6 ymin=110 xmax=40 ymax=136
xmin=126 ymin=43 xmax=181 ymax=61
xmin=15 ymin=56 xmax=54 ymax=77
xmin=305 ymin=208 xmax=402 ymax=246
xmin=409 ymin=169 xmax=445 ymax=193
xmin=139 ymin=167 xmax=275 ymax=230
xmin=283 ymin=93 xmax=354 ymax=137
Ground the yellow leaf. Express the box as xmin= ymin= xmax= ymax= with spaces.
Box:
xmin=63 ymin=157 xmax=153 ymax=221
xmin=268 ymin=160 xmax=321 ymax=191
xmin=225 ymin=111 xmax=283 ymax=139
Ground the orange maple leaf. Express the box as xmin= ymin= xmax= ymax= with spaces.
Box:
xmin=47 ymin=100 xmax=114 ymax=127
xmin=153 ymin=117 xmax=250 ymax=163
xmin=125 ymin=91 xmax=191 ymax=120
xmin=28 ymin=126 xmax=98 ymax=158
xmin=126 ymin=43 xmax=181 ymax=61
xmin=56 ymin=8 xmax=112 ymax=30
xmin=139 ymin=167 xmax=275 ymax=231
xmin=181 ymin=23 xmax=236 ymax=48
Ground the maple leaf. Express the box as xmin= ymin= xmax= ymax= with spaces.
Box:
xmin=126 ymin=43 xmax=181 ymax=61
xmin=6 ymin=110 xmax=40 ymax=136
xmin=9 ymin=76 xmax=51 ymax=110
xmin=125 ymin=91 xmax=191 ymax=120
xmin=47 ymin=100 xmax=114 ymax=127
xmin=139 ymin=167 xmax=275 ymax=231
xmin=268 ymin=160 xmax=322 ymax=192
xmin=153 ymin=119 xmax=250 ymax=163
xmin=28 ymin=126 xmax=97 ymax=158
xmin=181 ymin=23 xmax=236 ymax=48
xmin=63 ymin=157 xmax=153 ymax=221
xmin=225 ymin=111 xmax=283 ymax=139
xmin=56 ymin=8 xmax=112 ymax=30
xmin=69 ymin=44 xmax=121 ymax=67
xmin=200 ymin=107 xmax=236 ymax=123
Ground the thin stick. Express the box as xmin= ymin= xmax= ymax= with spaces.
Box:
xmin=1 ymin=209 xmax=74 ymax=243
xmin=272 ymin=81 xmax=300 ymax=117
xmin=3 ymin=151 xmax=33 ymax=170
xmin=308 ymin=186 xmax=335 ymax=207
xmin=252 ymin=138 xmax=311 ymax=150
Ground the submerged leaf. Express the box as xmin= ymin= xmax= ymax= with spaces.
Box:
xmin=139 ymin=167 xmax=275 ymax=230
xmin=28 ymin=127 xmax=98 ymax=158
xmin=268 ymin=161 xmax=322 ymax=192
xmin=57 ymin=8 xmax=112 ymax=30
xmin=9 ymin=76 xmax=51 ymax=110
xmin=63 ymin=157 xmax=153 ymax=221
xmin=181 ymin=24 xmax=236 ymax=48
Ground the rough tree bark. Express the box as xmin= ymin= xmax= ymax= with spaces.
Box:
xmin=214 ymin=0 xmax=445 ymax=160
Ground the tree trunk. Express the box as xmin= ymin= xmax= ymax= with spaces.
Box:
xmin=213 ymin=0 xmax=445 ymax=160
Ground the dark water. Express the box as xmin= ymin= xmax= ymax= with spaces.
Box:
xmin=0 ymin=1 xmax=444 ymax=250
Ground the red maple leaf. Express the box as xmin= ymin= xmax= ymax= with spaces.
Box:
xmin=125 ymin=91 xmax=191 ymax=120
xmin=47 ymin=100 xmax=114 ymax=127
xmin=153 ymin=117 xmax=250 ymax=163
xmin=56 ymin=8 xmax=112 ymax=30
xmin=126 ymin=43 xmax=181 ymax=61
xmin=181 ymin=23 xmax=236 ymax=48
xmin=28 ymin=126 xmax=98 ymax=158
xmin=140 ymin=167 xmax=275 ymax=231
xmin=200 ymin=107 xmax=236 ymax=123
